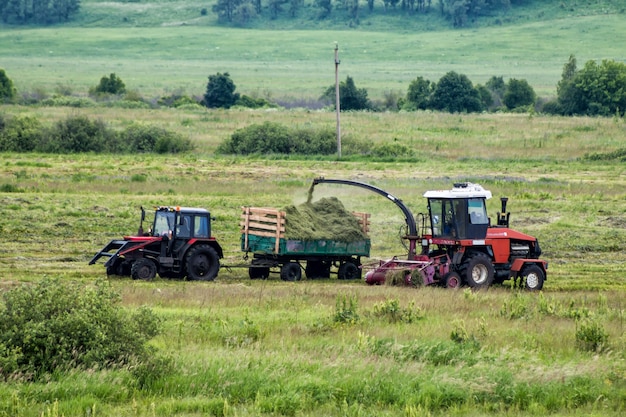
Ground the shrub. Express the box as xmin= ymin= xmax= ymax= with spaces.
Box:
xmin=575 ymin=318 xmax=609 ymax=352
xmin=93 ymin=73 xmax=126 ymax=95
xmin=38 ymin=115 xmax=118 ymax=153
xmin=219 ymin=122 xmax=338 ymax=155
xmin=0 ymin=115 xmax=42 ymax=152
xmin=235 ymin=94 xmax=276 ymax=109
xmin=334 ymin=293 xmax=360 ymax=324
xmin=0 ymin=69 xmax=16 ymax=103
xmin=121 ymin=123 xmax=194 ymax=154
xmin=0 ymin=277 xmax=163 ymax=380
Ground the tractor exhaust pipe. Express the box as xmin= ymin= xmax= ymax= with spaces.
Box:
xmin=497 ymin=197 xmax=510 ymax=227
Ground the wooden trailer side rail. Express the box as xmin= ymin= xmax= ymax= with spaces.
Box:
xmin=241 ymin=207 xmax=286 ymax=253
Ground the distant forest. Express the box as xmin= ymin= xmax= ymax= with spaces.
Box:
xmin=212 ymin=0 xmax=531 ymax=27
xmin=0 ymin=0 xmax=537 ymax=27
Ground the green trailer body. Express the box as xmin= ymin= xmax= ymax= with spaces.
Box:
xmin=241 ymin=234 xmax=370 ymax=257
xmin=240 ymin=206 xmax=371 ymax=281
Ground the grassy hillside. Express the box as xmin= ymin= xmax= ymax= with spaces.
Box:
xmin=1 ymin=13 xmax=625 ymax=102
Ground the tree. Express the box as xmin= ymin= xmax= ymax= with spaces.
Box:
xmin=321 ymin=75 xmax=371 ymax=111
xmin=94 ymin=73 xmax=126 ymax=95
xmin=315 ymin=0 xmax=332 ymax=18
xmin=556 ymin=57 xmax=626 ymax=116
xmin=0 ymin=0 xmax=80 ymax=24
xmin=203 ymin=72 xmax=240 ymax=109
xmin=213 ymin=0 xmax=244 ymax=22
xmin=503 ymin=78 xmax=535 ymax=110
xmin=404 ymin=76 xmax=433 ymax=110
xmin=430 ymin=71 xmax=483 ymax=113
xmin=0 ymin=69 xmax=16 ymax=103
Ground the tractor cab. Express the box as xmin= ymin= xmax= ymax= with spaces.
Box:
xmin=150 ymin=206 xmax=211 ymax=240
xmin=424 ymin=183 xmax=492 ymax=240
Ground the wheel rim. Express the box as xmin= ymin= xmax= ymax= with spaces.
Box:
xmin=472 ymin=264 xmax=488 ymax=284
xmin=526 ymin=272 xmax=539 ymax=289
xmin=447 ymin=275 xmax=460 ymax=288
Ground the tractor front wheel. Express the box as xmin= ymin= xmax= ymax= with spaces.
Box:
xmin=521 ymin=264 xmax=545 ymax=291
xmin=186 ymin=244 xmax=220 ymax=281
xmin=462 ymin=253 xmax=494 ymax=288
xmin=131 ymin=258 xmax=157 ymax=281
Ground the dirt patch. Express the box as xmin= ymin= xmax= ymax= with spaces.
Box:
xmin=284 ymin=197 xmax=368 ymax=242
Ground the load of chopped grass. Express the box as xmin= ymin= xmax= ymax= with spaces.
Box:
xmin=284 ymin=197 xmax=368 ymax=242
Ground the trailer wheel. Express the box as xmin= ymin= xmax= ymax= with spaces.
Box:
xmin=249 ymin=267 xmax=270 ymax=279
xmin=186 ymin=244 xmax=220 ymax=281
xmin=462 ymin=253 xmax=494 ymax=288
xmin=131 ymin=258 xmax=157 ymax=281
xmin=280 ymin=262 xmax=301 ymax=281
xmin=521 ymin=264 xmax=545 ymax=291
xmin=338 ymin=262 xmax=361 ymax=280
xmin=443 ymin=271 xmax=462 ymax=289
xmin=305 ymin=261 xmax=331 ymax=279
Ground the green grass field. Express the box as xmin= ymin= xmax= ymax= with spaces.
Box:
xmin=1 ymin=1 xmax=626 ymax=415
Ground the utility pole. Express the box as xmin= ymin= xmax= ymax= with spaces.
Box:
xmin=334 ymin=42 xmax=341 ymax=158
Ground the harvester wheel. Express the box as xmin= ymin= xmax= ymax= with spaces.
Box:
xmin=521 ymin=264 xmax=545 ymax=291
xmin=462 ymin=253 xmax=494 ymax=288
xmin=443 ymin=271 xmax=462 ymax=289
xmin=280 ymin=262 xmax=302 ymax=281
xmin=338 ymin=262 xmax=361 ymax=280
xmin=186 ymin=244 xmax=220 ymax=281
xmin=131 ymin=258 xmax=157 ymax=281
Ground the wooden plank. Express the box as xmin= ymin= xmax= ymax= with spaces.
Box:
xmin=239 ymin=230 xmax=284 ymax=239
xmin=239 ymin=222 xmax=286 ymax=233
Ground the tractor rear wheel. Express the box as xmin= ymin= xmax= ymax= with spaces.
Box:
xmin=186 ymin=244 xmax=220 ymax=281
xmin=521 ymin=264 xmax=545 ymax=291
xmin=462 ymin=253 xmax=494 ymax=288
xmin=338 ymin=262 xmax=361 ymax=280
xmin=131 ymin=258 xmax=157 ymax=281
xmin=280 ymin=262 xmax=302 ymax=281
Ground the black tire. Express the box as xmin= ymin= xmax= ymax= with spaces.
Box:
xmin=443 ymin=271 xmax=462 ymax=289
xmin=461 ymin=253 xmax=494 ymax=288
xmin=305 ymin=261 xmax=331 ymax=279
xmin=521 ymin=264 xmax=545 ymax=291
xmin=186 ymin=244 xmax=220 ymax=281
xmin=338 ymin=261 xmax=361 ymax=280
xmin=131 ymin=258 xmax=157 ymax=281
xmin=249 ymin=266 xmax=270 ymax=279
xmin=280 ymin=262 xmax=301 ymax=281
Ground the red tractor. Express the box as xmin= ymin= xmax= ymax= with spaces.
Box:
xmin=90 ymin=206 xmax=223 ymax=281
xmin=311 ymin=179 xmax=547 ymax=290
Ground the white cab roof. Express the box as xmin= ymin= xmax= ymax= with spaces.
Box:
xmin=423 ymin=183 xmax=492 ymax=199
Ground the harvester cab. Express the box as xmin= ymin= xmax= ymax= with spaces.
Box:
xmin=424 ymin=182 xmax=491 ymax=241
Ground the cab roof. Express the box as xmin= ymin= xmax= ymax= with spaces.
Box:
xmin=423 ymin=183 xmax=492 ymax=199
xmin=155 ymin=206 xmax=210 ymax=214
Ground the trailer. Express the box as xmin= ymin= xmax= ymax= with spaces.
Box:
xmin=240 ymin=206 xmax=371 ymax=281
